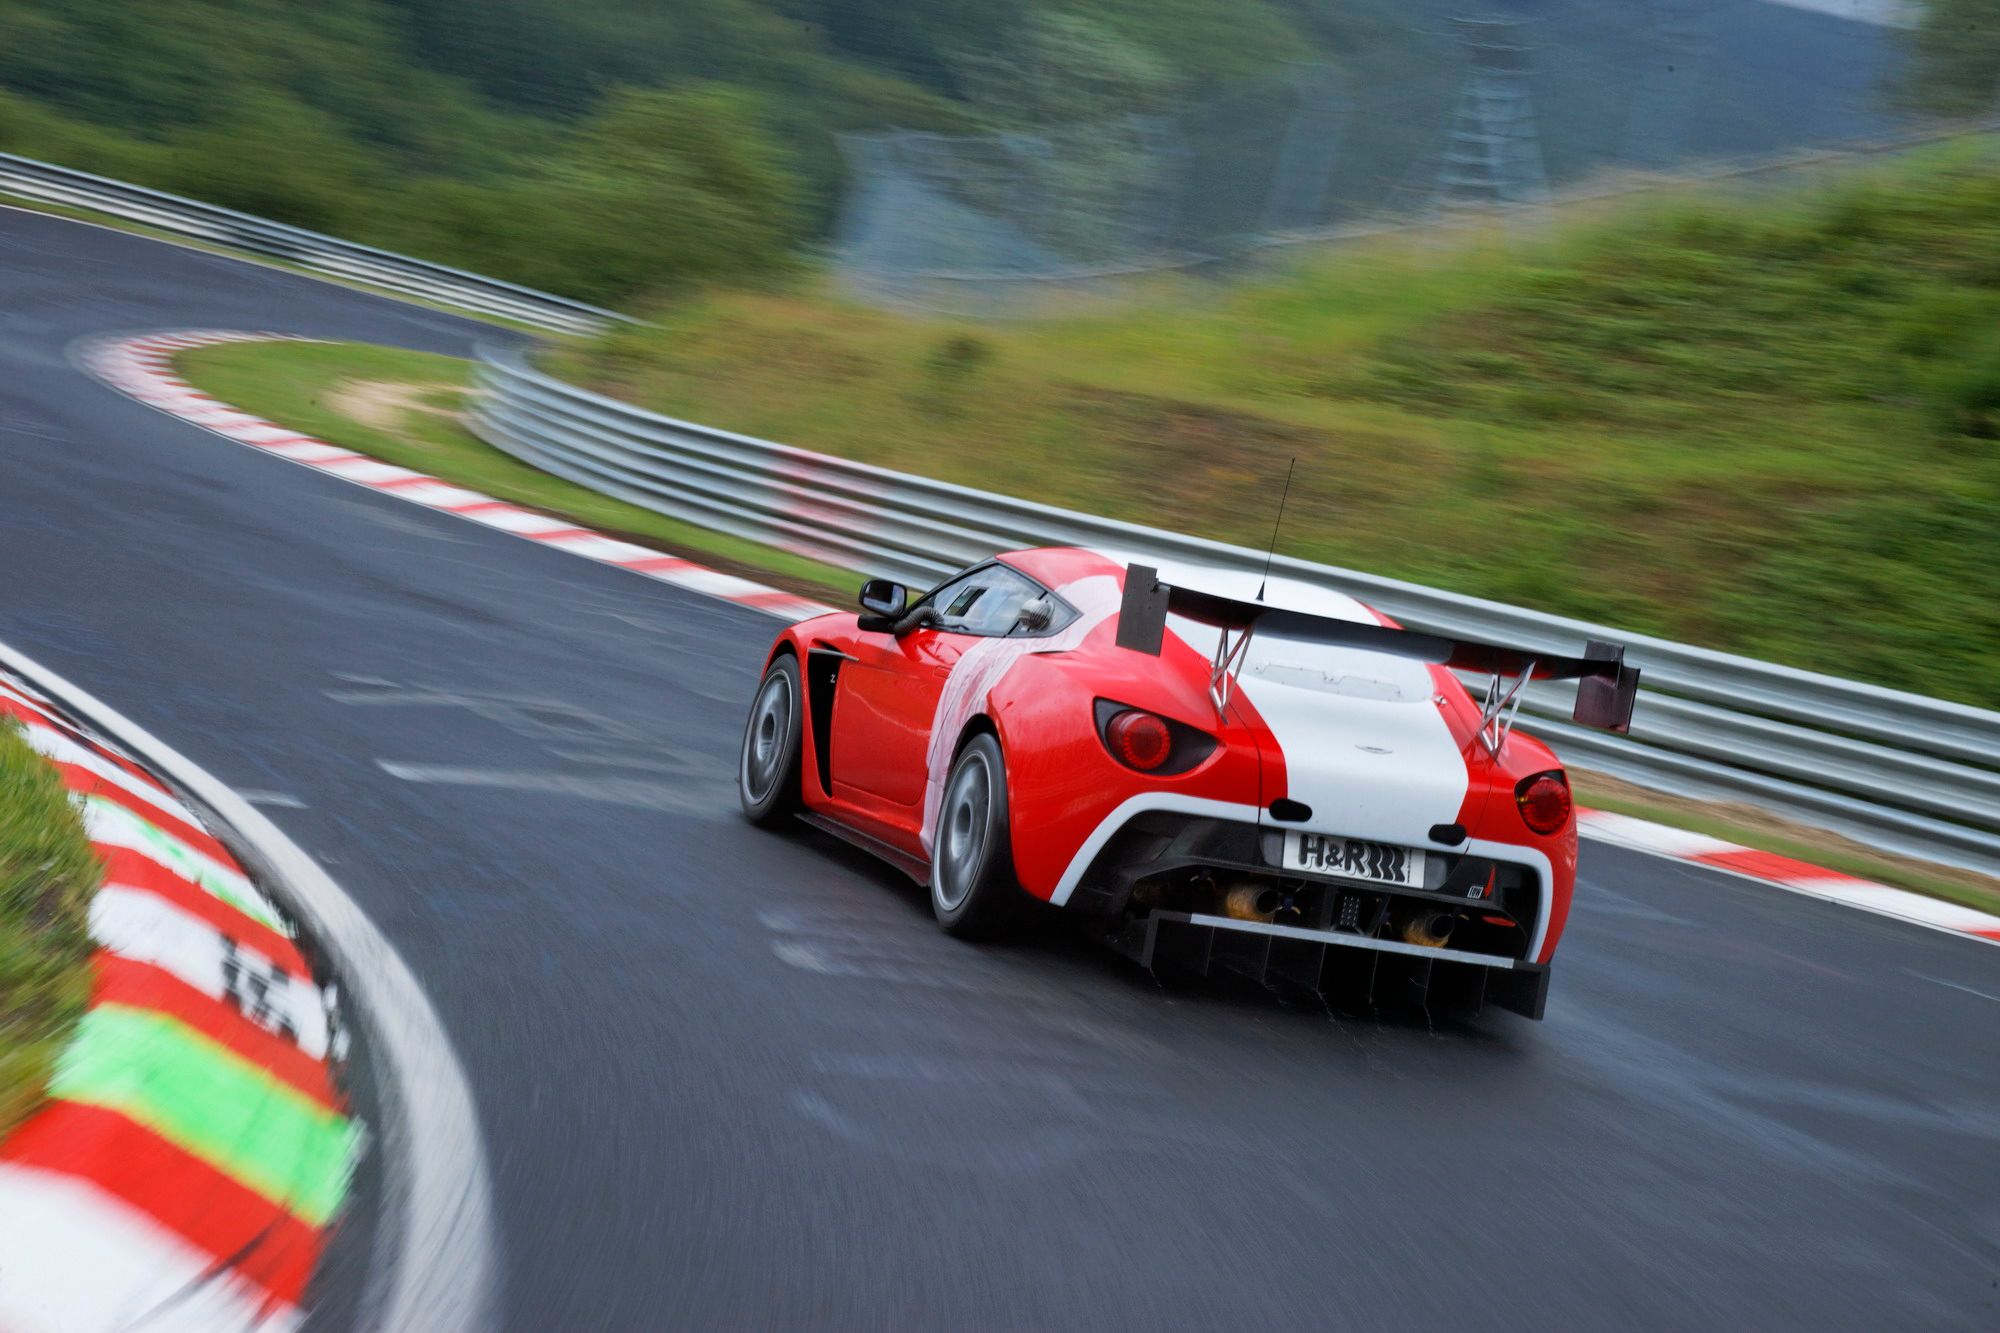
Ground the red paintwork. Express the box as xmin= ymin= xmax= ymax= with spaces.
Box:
xmin=829 ymin=629 xmax=956 ymax=806
xmin=762 ymin=548 xmax=1581 ymax=965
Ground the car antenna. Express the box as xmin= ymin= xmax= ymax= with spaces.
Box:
xmin=1255 ymin=456 xmax=1298 ymax=603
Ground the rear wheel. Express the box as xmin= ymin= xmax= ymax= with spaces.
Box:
xmin=739 ymin=655 xmax=803 ymax=826
xmin=931 ymin=733 xmax=1020 ymax=937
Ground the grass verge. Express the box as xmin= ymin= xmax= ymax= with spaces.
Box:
xmin=171 ymin=339 xmax=855 ymax=605
xmin=1573 ymin=769 xmax=2000 ymax=917
xmin=551 ymin=143 xmax=2000 ymax=710
xmin=0 ymin=720 xmax=101 ymax=1140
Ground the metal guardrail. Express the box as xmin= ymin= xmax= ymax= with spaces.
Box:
xmin=471 ymin=346 xmax=2000 ymax=878
xmin=0 ymin=153 xmax=625 ymax=335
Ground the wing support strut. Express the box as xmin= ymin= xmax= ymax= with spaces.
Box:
xmin=1210 ymin=622 xmax=1255 ymax=713
xmin=1476 ymin=659 xmax=1535 ymax=757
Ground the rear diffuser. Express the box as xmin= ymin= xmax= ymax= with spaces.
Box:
xmin=1110 ymin=911 xmax=1549 ymax=1020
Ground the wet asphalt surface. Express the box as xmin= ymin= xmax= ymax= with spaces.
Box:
xmin=2 ymin=205 xmax=1997 ymax=1330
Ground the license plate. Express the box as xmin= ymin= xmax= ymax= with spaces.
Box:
xmin=1283 ymin=832 xmax=1426 ymax=888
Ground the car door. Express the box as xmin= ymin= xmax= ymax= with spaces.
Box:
xmin=830 ymin=563 xmax=1043 ymax=811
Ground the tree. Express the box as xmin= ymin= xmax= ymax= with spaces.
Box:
xmin=776 ymin=0 xmax=1028 ymax=96
xmin=160 ymin=93 xmax=381 ymax=233
xmin=536 ymin=85 xmax=806 ymax=298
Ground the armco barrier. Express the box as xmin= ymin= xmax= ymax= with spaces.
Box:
xmin=0 ymin=153 xmax=624 ymax=335
xmin=470 ymin=345 xmax=2000 ymax=878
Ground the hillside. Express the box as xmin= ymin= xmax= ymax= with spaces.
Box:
xmin=3 ymin=2 xmax=1971 ymax=305
xmin=0 ymin=0 xmax=1314 ymax=300
xmin=550 ymin=147 xmax=2000 ymax=707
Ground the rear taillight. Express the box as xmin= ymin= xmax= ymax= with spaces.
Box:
xmin=1516 ymin=771 xmax=1572 ymax=835
xmin=1106 ymin=710 xmax=1173 ymax=771
xmin=1093 ymin=700 xmax=1216 ymax=775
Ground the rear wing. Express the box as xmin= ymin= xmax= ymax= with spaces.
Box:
xmin=1113 ymin=563 xmax=1640 ymax=744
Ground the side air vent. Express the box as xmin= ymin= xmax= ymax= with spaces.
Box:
xmin=1268 ymin=799 xmax=1312 ymax=823
xmin=805 ymin=648 xmax=844 ymax=795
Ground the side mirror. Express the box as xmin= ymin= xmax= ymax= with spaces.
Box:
xmin=856 ymin=578 xmax=909 ymax=632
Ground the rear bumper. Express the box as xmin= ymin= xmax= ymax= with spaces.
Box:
xmin=1111 ymin=910 xmax=1552 ymax=1020
xmin=1054 ymin=800 xmax=1559 ymax=963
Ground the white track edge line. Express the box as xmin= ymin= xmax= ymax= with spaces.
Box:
xmin=72 ymin=330 xmax=832 ymax=624
xmin=1579 ymin=826 xmax=2000 ymax=950
xmin=0 ymin=638 xmax=496 ymax=1333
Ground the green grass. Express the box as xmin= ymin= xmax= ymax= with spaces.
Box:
xmin=551 ymin=145 xmax=2000 ymax=710
xmin=0 ymin=721 xmax=101 ymax=1140
xmin=172 ymin=340 xmax=856 ymax=603
xmin=1571 ymin=774 xmax=2000 ymax=917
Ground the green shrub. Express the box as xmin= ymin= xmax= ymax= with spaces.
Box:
xmin=1923 ymin=330 xmax=2000 ymax=437
xmin=0 ymin=722 xmax=100 ymax=1139
xmin=159 ymin=93 xmax=384 ymax=233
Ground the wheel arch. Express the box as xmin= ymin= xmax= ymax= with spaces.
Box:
xmin=946 ymin=711 xmax=1037 ymax=893
xmin=950 ymin=712 xmax=1001 ymax=763
xmin=929 ymin=713 xmax=1024 ymax=936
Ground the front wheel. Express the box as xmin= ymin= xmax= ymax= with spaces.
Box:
xmin=931 ymin=733 xmax=1021 ymax=937
xmin=739 ymin=655 xmax=803 ymax=826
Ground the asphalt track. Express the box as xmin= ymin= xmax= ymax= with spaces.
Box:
xmin=3 ymin=205 xmax=1998 ymax=1331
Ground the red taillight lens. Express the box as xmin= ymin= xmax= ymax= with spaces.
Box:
xmin=1106 ymin=710 xmax=1173 ymax=771
xmin=1516 ymin=772 xmax=1572 ymax=835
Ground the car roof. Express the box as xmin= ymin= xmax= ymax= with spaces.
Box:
xmin=993 ymin=546 xmax=1122 ymax=590
xmin=998 ymin=548 xmax=1387 ymax=631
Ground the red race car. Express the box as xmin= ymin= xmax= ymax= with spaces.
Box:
xmin=738 ymin=548 xmax=1638 ymax=1019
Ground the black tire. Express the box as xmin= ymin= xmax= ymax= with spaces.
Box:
xmin=738 ymin=654 xmax=804 ymax=826
xmin=930 ymin=733 xmax=1021 ymax=937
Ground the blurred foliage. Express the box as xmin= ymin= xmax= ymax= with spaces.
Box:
xmin=0 ymin=723 xmax=99 ymax=1141
xmin=7 ymin=0 xmax=1974 ymax=302
xmin=0 ymin=0 xmax=841 ymax=299
xmin=1347 ymin=165 xmax=2000 ymax=430
xmin=161 ymin=94 xmax=385 ymax=233
xmin=0 ymin=0 xmax=1313 ymax=302
xmin=955 ymin=12 xmax=1186 ymax=126
xmin=553 ymin=149 xmax=2000 ymax=706
xmin=355 ymin=86 xmax=805 ymax=303
xmin=1909 ymin=0 xmax=2000 ymax=116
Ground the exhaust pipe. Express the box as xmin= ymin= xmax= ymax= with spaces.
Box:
xmin=1222 ymin=884 xmax=1283 ymax=922
xmin=1402 ymin=911 xmax=1457 ymax=948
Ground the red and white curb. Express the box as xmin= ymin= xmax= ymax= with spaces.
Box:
xmin=1576 ymin=808 xmax=2000 ymax=945
xmin=78 ymin=330 xmax=833 ymax=621
xmin=78 ymin=329 xmax=1998 ymax=951
xmin=0 ymin=671 xmax=355 ymax=1332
